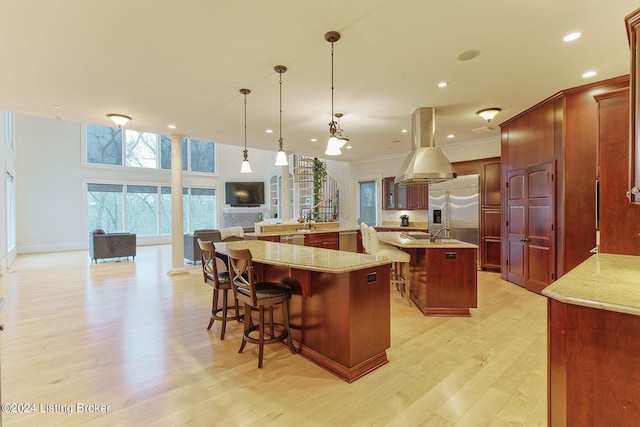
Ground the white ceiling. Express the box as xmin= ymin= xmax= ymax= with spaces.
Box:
xmin=0 ymin=1 xmax=638 ymax=163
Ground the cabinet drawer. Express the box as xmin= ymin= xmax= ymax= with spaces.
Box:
xmin=304 ymin=232 xmax=339 ymax=249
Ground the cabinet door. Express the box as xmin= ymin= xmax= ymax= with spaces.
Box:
xmin=383 ymin=177 xmax=396 ymax=210
xmin=482 ymin=209 xmax=501 ymax=270
xmin=506 ymin=163 xmax=555 ymax=293
xmin=483 ymin=161 xmax=501 ymax=207
xmin=396 ymin=184 xmax=408 ymax=209
xmin=408 ymin=184 xmax=428 ymax=209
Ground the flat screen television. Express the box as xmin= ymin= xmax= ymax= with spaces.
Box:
xmin=225 ymin=181 xmax=265 ymax=207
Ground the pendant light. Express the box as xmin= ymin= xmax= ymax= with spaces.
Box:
xmin=324 ymin=31 xmax=343 ymax=156
xmin=239 ymin=88 xmax=252 ymax=173
xmin=274 ymin=65 xmax=289 ymax=166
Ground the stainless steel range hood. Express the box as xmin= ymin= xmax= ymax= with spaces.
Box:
xmin=394 ymin=107 xmax=457 ymax=184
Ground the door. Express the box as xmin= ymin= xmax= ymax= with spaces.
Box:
xmin=506 ymin=162 xmax=555 ymax=293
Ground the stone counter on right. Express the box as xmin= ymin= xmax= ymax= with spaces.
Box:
xmin=542 ymin=253 xmax=640 ymax=426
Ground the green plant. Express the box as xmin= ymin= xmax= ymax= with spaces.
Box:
xmin=312 ymin=158 xmax=327 ymax=221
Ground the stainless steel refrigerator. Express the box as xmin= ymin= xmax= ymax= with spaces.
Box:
xmin=428 ymin=174 xmax=480 ymax=248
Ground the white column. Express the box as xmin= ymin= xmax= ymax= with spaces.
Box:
xmin=168 ymin=133 xmax=188 ymax=276
xmin=281 ymin=162 xmax=291 ymax=221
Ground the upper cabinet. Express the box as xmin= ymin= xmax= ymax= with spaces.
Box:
xmin=625 ymin=8 xmax=640 ymax=203
xmin=383 ymin=177 xmax=428 ymax=210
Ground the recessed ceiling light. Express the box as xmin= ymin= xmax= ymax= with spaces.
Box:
xmin=345 ymin=145 xmax=352 ymax=149
xmin=563 ymin=32 xmax=582 ymax=42
xmin=167 ymin=124 xmax=176 ymax=129
xmin=51 ymin=104 xmax=61 ymax=109
xmin=582 ymin=70 xmax=597 ymax=78
xmin=401 ymin=129 xmax=408 ymax=133
xmin=265 ymin=129 xmax=273 ymax=134
xmin=447 ymin=134 xmax=454 ymax=139
xmin=438 ymin=82 xmax=448 ymax=88
xmin=310 ymin=138 xmax=317 ymax=142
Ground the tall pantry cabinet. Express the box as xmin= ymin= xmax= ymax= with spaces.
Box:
xmin=500 ymin=75 xmax=629 ymax=293
xmin=595 ymin=86 xmax=640 ymax=254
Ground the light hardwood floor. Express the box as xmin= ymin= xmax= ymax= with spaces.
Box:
xmin=0 ymin=245 xmax=547 ymax=426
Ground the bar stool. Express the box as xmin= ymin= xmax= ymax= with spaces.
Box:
xmin=198 ymin=239 xmax=242 ymax=339
xmin=227 ymin=247 xmax=296 ymax=368
xmin=366 ymin=227 xmax=412 ymax=306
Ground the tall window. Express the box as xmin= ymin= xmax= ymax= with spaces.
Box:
xmin=160 ymin=135 xmax=187 ymax=170
xmin=86 ymin=125 xmax=215 ymax=173
xmin=88 ymin=184 xmax=124 ymax=233
xmin=126 ymin=185 xmax=158 ymax=235
xmin=125 ymin=131 xmax=157 ymax=168
xmin=359 ymin=180 xmax=378 ymax=226
xmin=6 ymin=172 xmax=16 ymax=251
xmin=87 ymin=183 xmax=216 ymax=235
xmin=87 ymin=125 xmax=122 ymax=165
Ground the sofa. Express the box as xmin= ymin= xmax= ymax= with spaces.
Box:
xmin=184 ymin=228 xmax=245 ymax=264
xmin=90 ymin=229 xmax=137 ymax=263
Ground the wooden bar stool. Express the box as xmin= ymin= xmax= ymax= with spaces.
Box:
xmin=227 ymin=247 xmax=296 ymax=368
xmin=198 ymin=239 xmax=242 ymax=339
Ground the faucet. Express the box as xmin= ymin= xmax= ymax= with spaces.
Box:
xmin=430 ymin=227 xmax=449 ymax=243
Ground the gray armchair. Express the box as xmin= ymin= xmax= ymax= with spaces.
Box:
xmin=184 ymin=229 xmax=244 ymax=264
xmin=90 ymin=229 xmax=136 ymax=263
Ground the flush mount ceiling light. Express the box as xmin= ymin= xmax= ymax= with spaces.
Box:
xmin=476 ymin=108 xmax=501 ymax=122
xmin=239 ymin=88 xmax=252 ymax=173
xmin=324 ymin=30 xmax=343 ymax=156
xmin=274 ymin=65 xmax=289 ymax=166
xmin=107 ymin=113 xmax=131 ymax=128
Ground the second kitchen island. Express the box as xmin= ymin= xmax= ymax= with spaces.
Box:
xmin=378 ymin=231 xmax=478 ymax=316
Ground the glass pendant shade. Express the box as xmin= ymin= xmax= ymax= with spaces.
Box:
xmin=275 ymin=149 xmax=288 ymax=166
xmin=240 ymin=158 xmax=252 ymax=173
xmin=325 ymin=135 xmax=342 ymax=156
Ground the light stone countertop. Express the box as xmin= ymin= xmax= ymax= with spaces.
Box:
xmin=542 ymin=253 xmax=640 ymax=316
xmin=248 ymin=226 xmax=359 ymax=238
xmin=214 ymin=240 xmax=391 ymax=273
xmin=377 ymin=231 xmax=479 ymax=249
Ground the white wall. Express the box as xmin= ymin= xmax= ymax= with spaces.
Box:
xmin=15 ymin=114 xmax=278 ymax=253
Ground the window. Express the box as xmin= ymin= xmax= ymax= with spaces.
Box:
xmin=359 ymin=180 xmax=378 ymax=226
xmin=87 ymin=183 xmax=216 ymax=236
xmin=126 ymin=185 xmax=158 ymax=235
xmin=86 ymin=124 xmax=215 ymax=173
xmin=125 ymin=130 xmax=158 ymax=168
xmin=160 ymin=135 xmax=187 ymax=170
xmin=87 ymin=125 xmax=123 ymax=165
xmin=190 ymin=139 xmax=215 ymax=173
xmin=160 ymin=187 xmax=188 ymax=234
xmin=6 ymin=172 xmax=16 ymax=251
xmin=88 ymin=183 xmax=124 ymax=233
xmin=189 ymin=188 xmax=217 ymax=231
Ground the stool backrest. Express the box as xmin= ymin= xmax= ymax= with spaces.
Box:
xmin=227 ymin=247 xmax=257 ymax=304
xmin=198 ymin=239 xmax=220 ymax=287
xmin=368 ymin=227 xmax=380 ymax=256
xmin=360 ymin=223 xmax=370 ymax=254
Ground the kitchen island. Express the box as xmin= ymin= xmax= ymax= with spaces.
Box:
xmin=542 ymin=254 xmax=640 ymax=426
xmin=377 ymin=232 xmax=478 ymax=316
xmin=214 ymin=240 xmax=392 ymax=382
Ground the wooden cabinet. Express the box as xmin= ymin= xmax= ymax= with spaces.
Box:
xmin=625 ymin=8 xmax=640 ymax=203
xmin=548 ymin=298 xmax=640 ymax=425
xmin=505 ymin=163 xmax=555 ymax=294
xmin=595 ymin=88 xmax=640 ymax=254
xmin=500 ymin=75 xmax=629 ymax=285
xmin=257 ymin=235 xmax=280 ymax=242
xmin=383 ymin=177 xmax=428 ymax=210
xmin=304 ymin=232 xmax=339 ymax=250
xmin=481 ymin=161 xmax=501 ymax=270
